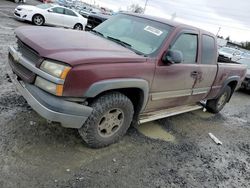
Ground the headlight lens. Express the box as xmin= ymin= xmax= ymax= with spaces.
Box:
xmin=40 ymin=60 xmax=71 ymax=79
xmin=35 ymin=76 xmax=63 ymax=96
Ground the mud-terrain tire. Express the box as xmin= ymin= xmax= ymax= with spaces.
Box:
xmin=32 ymin=14 xmax=45 ymax=26
xmin=206 ymin=85 xmax=231 ymax=113
xmin=78 ymin=92 xmax=134 ymax=148
xmin=74 ymin=23 xmax=83 ymax=30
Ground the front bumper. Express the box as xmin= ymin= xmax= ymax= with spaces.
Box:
xmin=14 ymin=9 xmax=31 ymax=21
xmin=6 ymin=59 xmax=93 ymax=129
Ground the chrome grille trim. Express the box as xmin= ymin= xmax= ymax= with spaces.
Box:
xmin=9 ymin=46 xmax=65 ymax=85
xmin=17 ymin=38 xmax=41 ymax=64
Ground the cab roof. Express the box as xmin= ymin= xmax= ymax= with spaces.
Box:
xmin=122 ymin=12 xmax=215 ymax=37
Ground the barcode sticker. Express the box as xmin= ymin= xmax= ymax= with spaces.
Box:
xmin=144 ymin=26 xmax=163 ymax=36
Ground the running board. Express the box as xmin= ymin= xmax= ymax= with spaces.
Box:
xmin=139 ymin=104 xmax=203 ymax=124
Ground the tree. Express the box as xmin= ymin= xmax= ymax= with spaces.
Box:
xmin=244 ymin=42 xmax=250 ymax=50
xmin=127 ymin=4 xmax=144 ymax=14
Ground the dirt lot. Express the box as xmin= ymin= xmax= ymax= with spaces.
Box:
xmin=0 ymin=1 xmax=250 ymax=188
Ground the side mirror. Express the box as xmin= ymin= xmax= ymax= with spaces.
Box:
xmin=47 ymin=9 xmax=53 ymax=12
xmin=162 ymin=50 xmax=183 ymax=64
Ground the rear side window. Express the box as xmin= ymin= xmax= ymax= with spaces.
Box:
xmin=65 ymin=9 xmax=77 ymax=17
xmin=52 ymin=7 xmax=64 ymax=14
xmin=171 ymin=33 xmax=198 ymax=64
xmin=201 ymin=35 xmax=216 ymax=64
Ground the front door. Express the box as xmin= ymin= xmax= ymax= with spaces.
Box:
xmin=145 ymin=32 xmax=199 ymax=112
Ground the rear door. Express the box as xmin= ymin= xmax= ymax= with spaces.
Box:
xmin=63 ymin=8 xmax=78 ymax=28
xmin=190 ymin=34 xmax=218 ymax=103
xmin=47 ymin=7 xmax=65 ymax=26
xmin=146 ymin=31 xmax=200 ymax=112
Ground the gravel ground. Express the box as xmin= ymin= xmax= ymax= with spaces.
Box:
xmin=0 ymin=1 xmax=250 ymax=188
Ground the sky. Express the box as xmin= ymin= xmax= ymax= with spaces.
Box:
xmin=84 ymin=0 xmax=250 ymax=43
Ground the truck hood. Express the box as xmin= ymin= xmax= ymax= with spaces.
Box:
xmin=15 ymin=26 xmax=146 ymax=66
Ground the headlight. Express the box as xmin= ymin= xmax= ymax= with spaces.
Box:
xmin=40 ymin=60 xmax=71 ymax=79
xmin=35 ymin=76 xmax=63 ymax=96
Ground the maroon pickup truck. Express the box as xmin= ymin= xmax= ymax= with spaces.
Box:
xmin=7 ymin=13 xmax=247 ymax=148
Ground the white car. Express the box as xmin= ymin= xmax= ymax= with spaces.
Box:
xmin=14 ymin=4 xmax=87 ymax=30
xmin=219 ymin=47 xmax=242 ymax=61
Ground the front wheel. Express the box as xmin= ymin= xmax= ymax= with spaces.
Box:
xmin=206 ymin=85 xmax=231 ymax=113
xmin=78 ymin=92 xmax=134 ymax=148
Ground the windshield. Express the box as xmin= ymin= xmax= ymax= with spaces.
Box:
xmin=36 ymin=4 xmax=53 ymax=9
xmin=242 ymin=53 xmax=250 ymax=59
xmin=238 ymin=59 xmax=250 ymax=69
xmin=93 ymin=14 xmax=172 ymax=56
xmin=219 ymin=47 xmax=236 ymax=54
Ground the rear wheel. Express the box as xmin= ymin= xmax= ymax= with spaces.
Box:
xmin=206 ymin=85 xmax=231 ymax=113
xmin=32 ymin=14 xmax=44 ymax=26
xmin=74 ymin=23 xmax=83 ymax=30
xmin=78 ymin=92 xmax=134 ymax=148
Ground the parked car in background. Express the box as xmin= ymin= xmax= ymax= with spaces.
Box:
xmin=238 ymin=58 xmax=250 ymax=90
xmin=79 ymin=9 xmax=91 ymax=18
xmin=7 ymin=13 xmax=247 ymax=148
xmin=14 ymin=3 xmax=87 ymax=30
xmin=85 ymin=13 xmax=110 ymax=31
xmin=241 ymin=53 xmax=250 ymax=59
xmin=56 ymin=0 xmax=66 ymax=6
xmin=12 ymin=0 xmax=26 ymax=3
xmin=219 ymin=47 xmax=242 ymax=61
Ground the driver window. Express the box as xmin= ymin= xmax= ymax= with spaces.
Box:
xmin=171 ymin=33 xmax=198 ymax=64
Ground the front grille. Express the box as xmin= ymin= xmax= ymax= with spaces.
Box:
xmin=14 ymin=12 xmax=20 ymax=17
xmin=8 ymin=38 xmax=42 ymax=83
xmin=17 ymin=38 xmax=41 ymax=65
xmin=8 ymin=53 xmax=36 ymax=83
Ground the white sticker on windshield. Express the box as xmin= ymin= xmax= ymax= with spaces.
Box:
xmin=144 ymin=26 xmax=163 ymax=36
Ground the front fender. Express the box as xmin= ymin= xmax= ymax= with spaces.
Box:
xmin=84 ymin=78 xmax=149 ymax=111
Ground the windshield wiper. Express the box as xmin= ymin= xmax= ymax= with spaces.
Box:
xmin=106 ymin=36 xmax=147 ymax=57
xmin=106 ymin=36 xmax=132 ymax=48
xmin=90 ymin=30 xmax=104 ymax=37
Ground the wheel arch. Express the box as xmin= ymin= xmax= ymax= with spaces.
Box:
xmin=218 ymin=76 xmax=240 ymax=102
xmin=84 ymin=79 xmax=150 ymax=116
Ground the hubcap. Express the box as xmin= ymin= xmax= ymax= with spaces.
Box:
xmin=75 ymin=25 xmax=82 ymax=30
xmin=97 ymin=108 xmax=124 ymax=138
xmin=217 ymin=92 xmax=228 ymax=109
xmin=34 ymin=16 xmax=43 ymax=25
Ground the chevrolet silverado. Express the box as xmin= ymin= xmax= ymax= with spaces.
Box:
xmin=7 ymin=13 xmax=247 ymax=148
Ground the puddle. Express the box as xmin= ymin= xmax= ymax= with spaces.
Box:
xmin=137 ymin=121 xmax=175 ymax=142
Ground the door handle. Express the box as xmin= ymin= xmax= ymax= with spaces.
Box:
xmin=191 ymin=71 xmax=198 ymax=77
